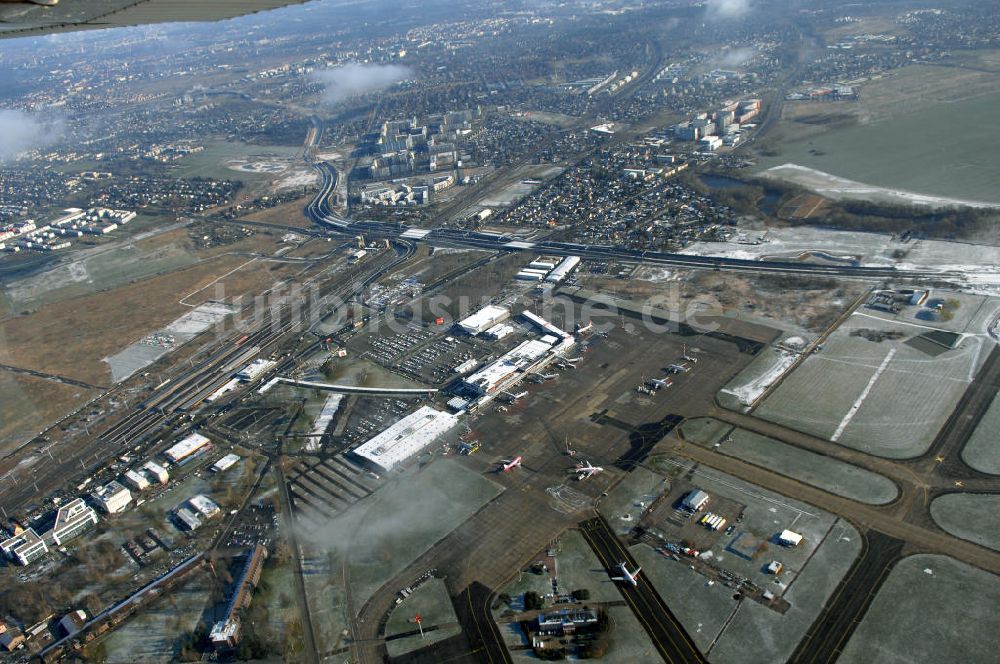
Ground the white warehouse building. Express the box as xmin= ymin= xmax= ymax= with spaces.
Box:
xmin=457 ymin=305 xmax=509 ymax=335
xmin=352 ymin=406 xmax=458 ymax=473
xmin=164 ymin=433 xmax=212 ymax=464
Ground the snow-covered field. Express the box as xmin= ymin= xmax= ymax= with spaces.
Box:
xmin=719 ymin=348 xmax=799 ymax=408
xmin=273 ymin=169 xmax=319 ymax=191
xmin=759 ymin=163 xmax=1000 ymax=210
xmin=680 ymin=226 xmax=1000 ymax=294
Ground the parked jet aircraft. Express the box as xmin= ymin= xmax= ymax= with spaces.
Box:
xmin=574 ymin=461 xmax=604 ymax=480
xmin=499 ymin=456 xmax=523 ymax=472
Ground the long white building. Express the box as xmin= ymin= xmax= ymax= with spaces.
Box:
xmin=352 ymin=406 xmax=458 ymax=472
xmin=463 ymin=339 xmax=552 ymax=395
xmin=544 ymin=256 xmax=581 ymax=284
xmin=164 ymin=433 xmax=211 ymax=463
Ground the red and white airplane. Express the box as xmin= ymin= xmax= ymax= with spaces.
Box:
xmin=499 ymin=456 xmax=523 ymax=472
xmin=573 ymin=460 xmax=604 ymax=481
xmin=611 ymin=562 xmax=641 ymax=587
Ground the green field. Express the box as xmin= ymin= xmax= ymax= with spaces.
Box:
xmin=839 ymin=555 xmax=1000 ymax=664
xmin=757 ymin=314 xmax=983 ymax=458
xmin=930 ymin=492 xmax=1000 ymax=552
xmin=961 ymin=393 xmax=1000 ymax=474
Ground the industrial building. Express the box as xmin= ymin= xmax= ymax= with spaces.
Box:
xmin=0 ymin=527 xmax=48 ymax=566
xmin=210 ymin=544 xmax=268 ymax=650
xmin=164 ymin=433 xmax=212 ymax=464
xmin=457 ymin=305 xmax=509 ymax=335
xmin=122 ymin=469 xmax=150 ymax=492
xmin=211 ymin=454 xmax=240 ymax=473
xmin=57 ymin=610 xmax=87 ymax=637
xmin=682 ymin=489 xmax=710 ymax=511
xmin=463 ymin=338 xmax=553 ymax=396
xmin=143 ymin=461 xmax=170 ymax=484
xmin=189 ymin=495 xmax=221 ymax=519
xmin=484 ymin=323 xmax=514 ymax=340
xmin=51 ymin=499 xmax=99 ymax=546
xmin=175 ymin=507 xmax=202 ymax=531
xmin=352 ymin=406 xmax=458 ymax=472
xmin=0 ymin=622 xmax=25 ymax=651
xmin=544 ymin=256 xmax=581 ymax=284
xmin=91 ymin=481 xmax=133 ymax=514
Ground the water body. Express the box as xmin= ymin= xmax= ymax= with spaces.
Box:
xmin=757 ymin=92 xmax=1000 ymax=204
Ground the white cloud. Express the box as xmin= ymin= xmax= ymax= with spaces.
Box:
xmin=705 ymin=0 xmax=751 ymax=20
xmin=0 ymin=109 xmax=64 ymax=161
xmin=312 ymin=62 xmax=412 ymax=106
xmin=715 ymin=46 xmax=757 ymax=67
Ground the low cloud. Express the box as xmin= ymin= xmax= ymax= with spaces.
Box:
xmin=714 ymin=46 xmax=757 ymax=67
xmin=705 ymin=0 xmax=751 ymax=20
xmin=0 ymin=109 xmax=64 ymax=160
xmin=312 ymin=62 xmax=411 ymax=106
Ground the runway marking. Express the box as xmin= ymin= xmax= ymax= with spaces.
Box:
xmin=830 ymin=348 xmax=896 ymax=442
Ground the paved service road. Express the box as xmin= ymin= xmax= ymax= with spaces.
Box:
xmin=580 ymin=516 xmax=708 ymax=664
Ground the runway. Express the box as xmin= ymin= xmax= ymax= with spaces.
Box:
xmin=579 ymin=516 xmax=708 ymax=664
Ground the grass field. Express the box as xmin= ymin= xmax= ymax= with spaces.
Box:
xmin=756 ymin=314 xmax=984 ymax=458
xmin=720 ymin=429 xmax=899 ymax=505
xmin=101 ymin=569 xmax=213 ymax=663
xmin=0 ymin=242 xmax=312 ymax=385
xmin=385 ymin=578 xmax=460 ymax=657
xmin=929 ymin=493 xmax=1000 ymax=552
xmin=0 ymin=372 xmax=96 ymax=454
xmin=838 ymin=554 xmax=1000 ymax=664
xmin=631 ymin=544 xmax=737 ymax=653
xmin=678 ymin=417 xmax=733 ymax=445
xmin=707 ymin=518 xmax=860 ymax=664
xmin=961 ymin=394 xmax=1000 ymax=474
xmin=170 ymin=140 xmax=302 ymax=182
xmin=598 ymin=465 xmax=671 ymax=535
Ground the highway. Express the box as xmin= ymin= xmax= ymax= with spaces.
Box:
xmin=580 ymin=516 xmax=708 ymax=664
xmin=303 ymin=161 xmax=956 ymax=281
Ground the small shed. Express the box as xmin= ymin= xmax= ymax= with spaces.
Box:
xmin=778 ymin=529 xmax=803 ymax=547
